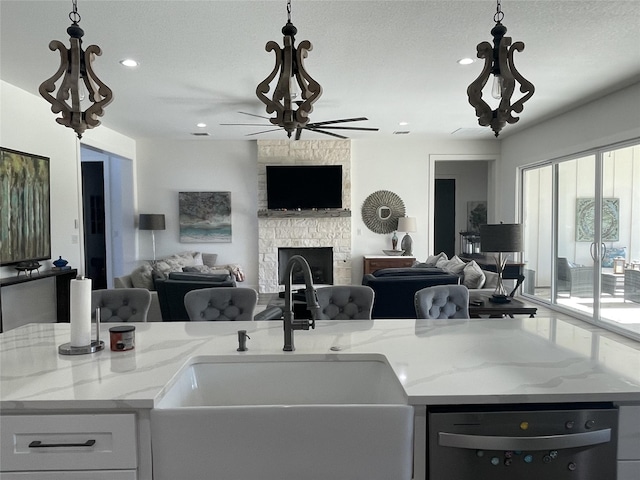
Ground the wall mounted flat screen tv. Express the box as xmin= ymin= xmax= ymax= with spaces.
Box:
xmin=266 ymin=165 xmax=342 ymax=210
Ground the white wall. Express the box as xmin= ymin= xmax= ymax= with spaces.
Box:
xmin=0 ymin=80 xmax=136 ymax=329
xmin=499 ymin=82 xmax=640 ymax=222
xmin=135 ymin=139 xmax=259 ymax=289
xmin=0 ymin=80 xmax=136 ymax=279
xmin=350 ymin=137 xmax=499 ymax=283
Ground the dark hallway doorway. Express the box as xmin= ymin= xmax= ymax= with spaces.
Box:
xmin=434 ymin=178 xmax=455 ymax=258
xmin=81 ymin=162 xmax=107 ymax=289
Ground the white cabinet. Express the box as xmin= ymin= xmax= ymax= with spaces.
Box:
xmin=0 ymin=414 xmax=137 ymax=479
xmin=618 ymin=405 xmax=640 ymax=480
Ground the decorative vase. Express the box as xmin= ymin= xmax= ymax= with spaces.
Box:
xmin=391 ymin=232 xmax=398 ymax=250
xmin=53 ymin=256 xmax=68 ymax=268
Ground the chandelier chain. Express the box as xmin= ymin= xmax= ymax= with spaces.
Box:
xmin=494 ymin=0 xmax=504 ymax=23
xmin=69 ymin=0 xmax=81 ymax=24
xmin=287 ymin=0 xmax=292 ymax=23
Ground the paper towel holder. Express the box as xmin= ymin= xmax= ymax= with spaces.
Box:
xmin=58 ymin=307 xmax=106 ymax=355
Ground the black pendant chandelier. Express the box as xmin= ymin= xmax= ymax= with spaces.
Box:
xmin=256 ymin=0 xmax=322 ymax=138
xmin=467 ymin=0 xmax=534 ymax=137
xmin=39 ymin=0 xmax=113 ymax=139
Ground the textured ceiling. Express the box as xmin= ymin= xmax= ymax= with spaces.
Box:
xmin=1 ymin=0 xmax=639 ymax=141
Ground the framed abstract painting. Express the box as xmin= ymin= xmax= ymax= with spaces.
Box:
xmin=179 ymin=191 xmax=231 ymax=243
xmin=0 ymin=147 xmax=51 ymax=265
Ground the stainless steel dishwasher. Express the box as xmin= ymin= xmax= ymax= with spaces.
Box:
xmin=428 ymin=403 xmax=618 ymax=479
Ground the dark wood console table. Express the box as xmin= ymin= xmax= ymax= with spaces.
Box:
xmin=0 ymin=268 xmax=77 ymax=332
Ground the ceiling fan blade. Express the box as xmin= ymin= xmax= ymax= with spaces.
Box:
xmin=245 ymin=128 xmax=284 ymax=136
xmin=220 ymin=123 xmax=272 ymax=126
xmin=239 ymin=111 xmax=272 ymax=120
xmin=309 ymin=126 xmax=379 ymax=132
xmin=305 ymin=128 xmax=348 ymax=139
xmin=306 ymin=117 xmax=369 ymax=127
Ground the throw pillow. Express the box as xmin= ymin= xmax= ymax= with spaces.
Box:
xmin=183 ymin=265 xmax=233 ymax=276
xmin=442 ymin=255 xmax=466 ymax=274
xmin=435 ymin=256 xmax=449 ymax=269
xmin=425 ymin=252 xmax=448 ymax=267
xmin=202 ymin=253 xmax=218 ymax=267
xmin=462 ymin=261 xmax=486 ymax=289
xmin=602 ymin=247 xmax=626 ymax=268
xmin=483 ymin=270 xmax=499 ymax=289
xmin=130 ymin=264 xmax=154 ymax=290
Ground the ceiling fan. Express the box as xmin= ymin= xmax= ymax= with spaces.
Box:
xmin=221 ymin=112 xmax=379 ymax=140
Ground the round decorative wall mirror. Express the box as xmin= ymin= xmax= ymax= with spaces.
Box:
xmin=361 ymin=190 xmax=406 ymax=234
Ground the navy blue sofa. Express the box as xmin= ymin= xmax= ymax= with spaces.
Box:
xmin=362 ymin=267 xmax=460 ymax=319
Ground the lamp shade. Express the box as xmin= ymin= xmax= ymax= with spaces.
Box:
xmin=397 ymin=216 xmax=417 ymax=233
xmin=480 ymin=223 xmax=523 ymax=252
xmin=139 ymin=214 xmax=166 ymax=231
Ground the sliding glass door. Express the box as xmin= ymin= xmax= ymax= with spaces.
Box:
xmin=522 ymin=142 xmax=640 ymax=339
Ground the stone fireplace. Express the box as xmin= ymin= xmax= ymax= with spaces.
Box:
xmin=257 ymin=140 xmax=352 ymax=293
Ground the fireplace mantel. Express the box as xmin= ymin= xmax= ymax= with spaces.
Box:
xmin=258 ymin=209 xmax=351 ymax=219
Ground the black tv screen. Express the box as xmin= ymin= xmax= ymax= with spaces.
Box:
xmin=266 ymin=165 xmax=343 ymax=210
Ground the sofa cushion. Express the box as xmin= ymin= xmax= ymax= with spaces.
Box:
xmin=440 ymin=255 xmax=467 ymax=274
xmin=130 ymin=264 xmax=154 ymax=290
xmin=603 ymin=247 xmax=626 ymax=268
xmin=202 ymin=253 xmax=218 ymax=267
xmin=424 ymin=252 xmax=448 ymax=267
xmin=372 ymin=267 xmax=447 ymax=277
xmin=168 ymin=271 xmax=232 ymax=283
xmin=483 ymin=270 xmax=500 ymax=289
xmin=462 ymin=260 xmax=486 ymax=289
xmin=183 ymin=265 xmax=231 ymax=276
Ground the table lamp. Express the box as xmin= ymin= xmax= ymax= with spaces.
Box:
xmin=480 ymin=222 xmax=523 ymax=303
xmin=397 ymin=216 xmax=417 ymax=256
xmin=139 ymin=214 xmax=166 ymax=263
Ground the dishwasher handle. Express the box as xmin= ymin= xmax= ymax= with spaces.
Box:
xmin=439 ymin=428 xmax=611 ymax=451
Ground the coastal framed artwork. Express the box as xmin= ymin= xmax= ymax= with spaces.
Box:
xmin=179 ymin=191 xmax=231 ymax=243
xmin=575 ymin=197 xmax=619 ymax=242
xmin=467 ymin=201 xmax=487 ymax=233
xmin=0 ymin=147 xmax=51 ymax=265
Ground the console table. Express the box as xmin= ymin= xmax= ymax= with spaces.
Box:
xmin=0 ymin=268 xmax=77 ymax=332
xmin=363 ymin=255 xmax=416 ymax=275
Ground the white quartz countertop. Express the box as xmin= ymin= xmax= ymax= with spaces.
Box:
xmin=1 ymin=318 xmax=640 ymax=410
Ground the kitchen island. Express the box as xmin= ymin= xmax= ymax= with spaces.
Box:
xmin=1 ymin=317 xmax=639 ymax=479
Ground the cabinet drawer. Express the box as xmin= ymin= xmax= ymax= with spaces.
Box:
xmin=618 ymin=406 xmax=640 ymax=459
xmin=0 ymin=414 xmax=137 ymax=472
xmin=364 ymin=257 xmax=415 ymax=274
xmin=0 ymin=471 xmax=137 ymax=480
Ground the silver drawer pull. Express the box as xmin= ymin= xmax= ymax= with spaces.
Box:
xmin=439 ymin=428 xmax=611 ymax=451
xmin=29 ymin=439 xmax=96 ymax=448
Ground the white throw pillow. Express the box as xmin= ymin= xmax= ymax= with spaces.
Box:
xmin=443 ymin=255 xmax=466 ymax=274
xmin=483 ymin=270 xmax=499 ymax=289
xmin=426 ymin=252 xmax=448 ymax=267
xmin=462 ymin=261 xmax=486 ymax=289
xmin=130 ymin=264 xmax=154 ymax=290
xmin=202 ymin=253 xmax=218 ymax=267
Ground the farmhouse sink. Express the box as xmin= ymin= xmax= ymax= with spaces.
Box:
xmin=151 ymin=355 xmax=414 ymax=480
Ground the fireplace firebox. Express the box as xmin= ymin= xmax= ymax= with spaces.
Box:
xmin=278 ymin=247 xmax=333 ymax=285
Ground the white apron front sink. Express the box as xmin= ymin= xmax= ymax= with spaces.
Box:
xmin=150 ymin=354 xmax=414 ymax=480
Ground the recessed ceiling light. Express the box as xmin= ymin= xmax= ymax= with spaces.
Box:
xmin=119 ymin=59 xmax=139 ymax=67
xmin=196 ymin=123 xmax=207 ymax=128
xmin=457 ymin=58 xmax=475 ymax=65
xmin=399 ymin=121 xmax=409 ymax=126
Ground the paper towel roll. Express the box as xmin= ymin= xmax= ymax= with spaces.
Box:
xmin=70 ymin=277 xmax=92 ymax=347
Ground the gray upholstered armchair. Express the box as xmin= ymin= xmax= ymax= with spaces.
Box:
xmin=91 ymin=288 xmax=152 ymax=322
xmin=414 ymin=285 xmax=470 ymax=319
xmin=315 ymin=286 xmax=375 ymax=320
xmin=184 ymin=287 xmax=257 ymax=321
xmin=557 ymin=257 xmax=594 ymax=298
